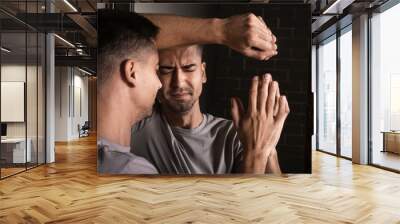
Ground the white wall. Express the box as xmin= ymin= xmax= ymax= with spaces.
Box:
xmin=54 ymin=66 xmax=89 ymax=141
xmin=72 ymin=73 xmax=89 ymax=138
xmin=55 ymin=66 xmax=69 ymax=141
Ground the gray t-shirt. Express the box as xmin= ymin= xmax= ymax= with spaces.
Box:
xmin=97 ymin=138 xmax=158 ymax=174
xmin=131 ymin=110 xmax=243 ymax=174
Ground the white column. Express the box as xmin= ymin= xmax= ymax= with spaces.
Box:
xmin=352 ymin=14 xmax=369 ymax=164
xmin=46 ymin=1 xmax=55 ymax=163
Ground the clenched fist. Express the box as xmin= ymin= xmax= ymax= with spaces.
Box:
xmin=220 ymin=13 xmax=278 ymax=60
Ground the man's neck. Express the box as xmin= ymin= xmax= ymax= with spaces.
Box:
xmin=98 ymin=85 xmax=138 ymax=147
xmin=162 ymin=103 xmax=203 ymax=129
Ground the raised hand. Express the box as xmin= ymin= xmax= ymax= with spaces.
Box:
xmin=231 ymin=74 xmax=289 ymax=174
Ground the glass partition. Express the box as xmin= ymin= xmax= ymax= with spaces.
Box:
xmin=317 ymin=35 xmax=337 ymax=155
xmin=27 ymin=21 xmax=38 ymax=169
xmin=370 ymin=3 xmax=400 ymax=171
xmin=0 ymin=1 xmax=46 ymax=179
xmin=1 ymin=31 xmax=28 ymax=177
xmin=339 ymin=27 xmax=352 ymax=158
xmin=38 ymin=31 xmax=45 ymax=165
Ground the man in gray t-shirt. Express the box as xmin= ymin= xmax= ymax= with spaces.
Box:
xmin=132 ymin=108 xmax=243 ymax=174
xmin=131 ymin=45 xmax=286 ymax=174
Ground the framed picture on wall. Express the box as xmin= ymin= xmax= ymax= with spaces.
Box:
xmin=97 ymin=3 xmax=312 ymax=175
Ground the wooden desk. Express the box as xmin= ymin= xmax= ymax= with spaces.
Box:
xmin=382 ymin=131 xmax=400 ymax=154
xmin=1 ymin=138 xmax=31 ymax=164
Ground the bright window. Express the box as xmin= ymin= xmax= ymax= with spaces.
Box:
xmin=317 ymin=36 xmax=337 ymax=154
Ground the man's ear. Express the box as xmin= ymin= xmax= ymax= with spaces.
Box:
xmin=122 ymin=59 xmax=137 ymax=87
xmin=201 ymin=62 xmax=207 ymax=83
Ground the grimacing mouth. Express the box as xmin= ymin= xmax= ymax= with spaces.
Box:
xmin=167 ymin=88 xmax=193 ymax=97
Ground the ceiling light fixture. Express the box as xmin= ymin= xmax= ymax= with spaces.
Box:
xmin=1 ymin=47 xmax=11 ymax=53
xmin=54 ymin=34 xmax=75 ymax=48
xmin=63 ymin=0 xmax=78 ymax=12
xmin=323 ymin=0 xmax=342 ymax=14
xmin=322 ymin=0 xmax=355 ymax=15
xmin=77 ymin=67 xmax=93 ymax=76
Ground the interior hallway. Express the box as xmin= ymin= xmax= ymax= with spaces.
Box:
xmin=0 ymin=135 xmax=399 ymax=223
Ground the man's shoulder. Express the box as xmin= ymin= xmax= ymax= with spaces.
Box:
xmin=98 ymin=139 xmax=158 ymax=174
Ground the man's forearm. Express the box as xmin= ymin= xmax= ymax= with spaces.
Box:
xmin=142 ymin=14 xmax=223 ymax=49
xmin=265 ymin=149 xmax=281 ymax=175
xmin=143 ymin=13 xmax=277 ymax=60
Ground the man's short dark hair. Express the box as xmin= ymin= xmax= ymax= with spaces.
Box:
xmin=98 ymin=9 xmax=159 ymax=85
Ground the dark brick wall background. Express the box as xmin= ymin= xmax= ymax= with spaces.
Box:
xmin=135 ymin=3 xmax=312 ymax=173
